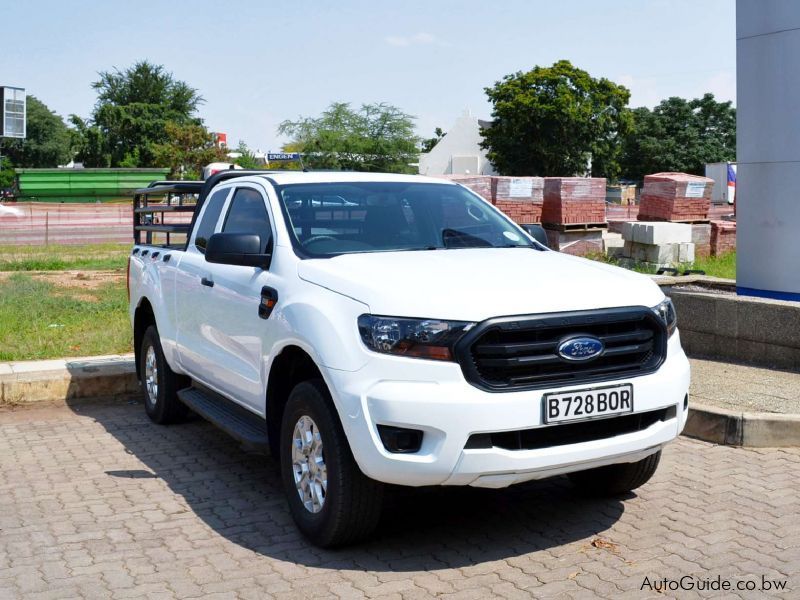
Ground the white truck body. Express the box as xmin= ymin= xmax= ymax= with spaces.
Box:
xmin=128 ymin=171 xmax=690 ymax=544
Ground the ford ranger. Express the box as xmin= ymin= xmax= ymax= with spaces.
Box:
xmin=128 ymin=170 xmax=690 ymax=547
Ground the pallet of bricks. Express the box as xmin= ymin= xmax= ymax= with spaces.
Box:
xmin=541 ymin=177 xmax=607 ymax=256
xmin=711 ymin=220 xmax=736 ymax=256
xmin=638 ymin=172 xmax=713 ymax=222
xmin=437 ymin=175 xmax=492 ymax=202
xmin=490 ymin=176 xmax=544 ymax=224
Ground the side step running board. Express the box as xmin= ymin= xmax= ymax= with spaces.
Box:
xmin=177 ymin=386 xmax=269 ymax=453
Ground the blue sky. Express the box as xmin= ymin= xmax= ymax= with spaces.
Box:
xmin=3 ymin=0 xmax=735 ymax=152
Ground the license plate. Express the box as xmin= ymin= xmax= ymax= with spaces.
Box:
xmin=542 ymin=384 xmax=634 ymax=424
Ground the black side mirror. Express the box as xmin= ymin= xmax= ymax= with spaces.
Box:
xmin=205 ymin=233 xmax=272 ymax=269
xmin=520 ymin=224 xmax=549 ymax=248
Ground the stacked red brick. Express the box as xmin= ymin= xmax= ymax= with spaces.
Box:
xmin=638 ymin=173 xmax=713 ymax=222
xmin=542 ymin=177 xmax=607 ymax=225
xmin=710 ymin=220 xmax=736 ymax=256
xmin=437 ymin=175 xmax=492 ymax=201
xmin=491 ymin=176 xmax=544 ymax=224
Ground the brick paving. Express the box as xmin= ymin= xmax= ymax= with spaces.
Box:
xmin=0 ymin=399 xmax=798 ymax=599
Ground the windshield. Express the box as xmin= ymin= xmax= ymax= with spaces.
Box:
xmin=276 ymin=181 xmax=539 ymax=257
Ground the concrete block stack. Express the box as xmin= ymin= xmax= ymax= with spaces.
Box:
xmin=711 ymin=220 xmax=736 ymax=256
xmin=491 ymin=176 xmax=544 ymax=223
xmin=602 ymin=231 xmax=625 ymax=257
xmin=542 ymin=177 xmax=607 ymax=226
xmin=620 ymin=222 xmax=695 ymax=267
xmin=638 ymin=172 xmax=714 ymax=222
xmin=439 ymin=175 xmax=493 ymax=202
xmin=691 ymin=224 xmax=712 ymax=258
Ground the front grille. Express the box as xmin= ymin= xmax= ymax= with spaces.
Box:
xmin=465 ymin=406 xmax=676 ymax=451
xmin=456 ymin=307 xmax=667 ymax=391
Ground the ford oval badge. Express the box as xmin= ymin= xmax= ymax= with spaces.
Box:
xmin=557 ymin=336 xmax=604 ymax=362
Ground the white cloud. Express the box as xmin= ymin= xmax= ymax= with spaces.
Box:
xmin=385 ymin=32 xmax=449 ymax=47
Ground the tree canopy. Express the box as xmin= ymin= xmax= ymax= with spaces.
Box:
xmin=2 ymin=95 xmax=73 ymax=168
xmin=619 ymin=94 xmax=736 ymax=181
xmin=74 ymin=60 xmax=205 ymax=167
xmin=278 ymin=102 xmax=419 ymax=173
xmin=481 ymin=60 xmax=633 ymax=179
xmin=151 ymin=122 xmax=227 ymax=179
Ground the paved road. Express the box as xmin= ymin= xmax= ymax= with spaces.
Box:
xmin=0 ymin=400 xmax=797 ymax=599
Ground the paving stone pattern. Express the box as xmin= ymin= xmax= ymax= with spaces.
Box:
xmin=1 ymin=400 xmax=798 ymax=599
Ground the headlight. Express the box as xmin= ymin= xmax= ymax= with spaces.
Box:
xmin=652 ymin=298 xmax=677 ymax=337
xmin=357 ymin=315 xmax=475 ymax=361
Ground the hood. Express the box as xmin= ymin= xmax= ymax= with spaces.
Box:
xmin=298 ymin=248 xmax=664 ymax=322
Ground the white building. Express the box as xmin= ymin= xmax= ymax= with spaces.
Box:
xmin=418 ymin=110 xmax=497 ymax=176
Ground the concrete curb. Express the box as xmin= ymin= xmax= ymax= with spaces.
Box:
xmin=684 ymin=402 xmax=800 ymax=447
xmin=0 ymin=354 xmax=138 ymax=405
xmin=3 ymin=356 xmax=799 ymax=448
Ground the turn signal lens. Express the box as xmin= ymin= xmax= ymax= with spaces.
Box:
xmin=652 ymin=298 xmax=677 ymax=337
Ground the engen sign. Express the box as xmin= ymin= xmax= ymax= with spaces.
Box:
xmin=1 ymin=87 xmax=26 ymax=139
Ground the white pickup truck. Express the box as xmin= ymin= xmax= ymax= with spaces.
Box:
xmin=128 ymin=170 xmax=690 ymax=547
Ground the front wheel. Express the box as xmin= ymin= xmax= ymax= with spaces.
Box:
xmin=568 ymin=450 xmax=662 ymax=496
xmin=280 ymin=379 xmax=384 ymax=547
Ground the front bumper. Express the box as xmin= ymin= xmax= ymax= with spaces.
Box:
xmin=324 ymin=333 xmax=690 ymax=488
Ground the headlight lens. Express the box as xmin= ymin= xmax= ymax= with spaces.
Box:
xmin=652 ymin=298 xmax=677 ymax=337
xmin=357 ymin=315 xmax=475 ymax=361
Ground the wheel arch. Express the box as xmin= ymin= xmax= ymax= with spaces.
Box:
xmin=266 ymin=344 xmax=332 ymax=456
xmin=133 ymin=297 xmax=156 ymax=381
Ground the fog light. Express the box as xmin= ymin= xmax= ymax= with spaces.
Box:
xmin=377 ymin=425 xmax=423 ymax=453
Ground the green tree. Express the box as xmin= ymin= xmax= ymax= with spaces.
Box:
xmin=231 ymin=141 xmax=262 ymax=170
xmin=74 ymin=60 xmax=204 ymax=167
xmin=2 ymin=95 xmax=73 ymax=168
xmin=481 ymin=60 xmax=632 ymax=179
xmin=151 ymin=122 xmax=227 ymax=179
xmin=620 ymin=93 xmax=736 ymax=182
xmin=278 ymin=102 xmax=419 ymax=173
xmin=421 ymin=127 xmax=446 ymax=153
xmin=0 ymin=156 xmax=14 ymax=188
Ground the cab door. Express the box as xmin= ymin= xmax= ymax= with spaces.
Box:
xmin=174 ymin=186 xmax=233 ymax=377
xmin=195 ymin=184 xmax=277 ymax=414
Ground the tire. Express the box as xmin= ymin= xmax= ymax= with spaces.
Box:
xmin=139 ymin=325 xmax=189 ymax=424
xmin=568 ymin=450 xmax=662 ymax=496
xmin=280 ymin=379 xmax=384 ymax=547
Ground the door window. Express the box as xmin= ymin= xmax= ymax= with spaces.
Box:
xmin=193 ymin=188 xmax=230 ymax=252
xmin=222 ymin=187 xmax=273 ymax=252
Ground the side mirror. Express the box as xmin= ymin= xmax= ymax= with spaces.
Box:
xmin=520 ymin=224 xmax=549 ymax=248
xmin=205 ymin=233 xmax=272 ymax=269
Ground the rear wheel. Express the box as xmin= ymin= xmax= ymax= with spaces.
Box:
xmin=568 ymin=450 xmax=662 ymax=496
xmin=280 ymin=379 xmax=384 ymax=547
xmin=140 ymin=325 xmax=188 ymax=424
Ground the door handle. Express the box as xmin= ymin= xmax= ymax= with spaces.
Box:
xmin=201 ymin=276 xmax=214 ymax=288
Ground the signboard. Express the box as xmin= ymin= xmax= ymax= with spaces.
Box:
xmin=1 ymin=87 xmax=26 ymax=139
xmin=267 ymin=152 xmax=300 ymax=161
xmin=684 ymin=182 xmax=706 ymax=198
xmin=509 ymin=178 xmax=533 ymax=198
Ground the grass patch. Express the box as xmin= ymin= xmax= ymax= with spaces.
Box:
xmin=690 ymin=252 xmax=736 ymax=280
xmin=0 ymin=243 xmax=130 ymax=271
xmin=589 ymin=251 xmax=736 ymax=280
xmin=0 ymin=273 xmax=131 ymax=361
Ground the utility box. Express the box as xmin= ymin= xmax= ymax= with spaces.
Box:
xmin=704 ymin=162 xmax=736 ymax=205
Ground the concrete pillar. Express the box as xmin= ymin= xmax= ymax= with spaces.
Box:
xmin=736 ymin=0 xmax=800 ymax=300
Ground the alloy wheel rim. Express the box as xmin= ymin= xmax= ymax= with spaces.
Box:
xmin=144 ymin=346 xmax=158 ymax=406
xmin=291 ymin=415 xmax=327 ymax=513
